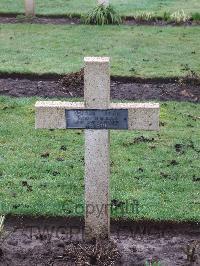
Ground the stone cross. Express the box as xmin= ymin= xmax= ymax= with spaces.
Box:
xmin=35 ymin=57 xmax=159 ymax=241
xmin=24 ymin=0 xmax=35 ymax=17
xmin=98 ymin=0 xmax=109 ymax=7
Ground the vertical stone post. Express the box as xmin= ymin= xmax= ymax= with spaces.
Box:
xmin=24 ymin=0 xmax=35 ymax=17
xmin=98 ymin=0 xmax=109 ymax=7
xmin=84 ymin=57 xmax=110 ymax=241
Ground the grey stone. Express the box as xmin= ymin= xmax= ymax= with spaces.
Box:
xmin=35 ymin=102 xmax=159 ymax=131
xmin=24 ymin=0 xmax=35 ymax=16
xmin=35 ymin=56 xmax=160 ymax=242
xmin=84 ymin=57 xmax=110 ymax=241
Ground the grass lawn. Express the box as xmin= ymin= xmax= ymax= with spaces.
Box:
xmin=0 ymin=96 xmax=199 ymax=221
xmin=0 ymin=24 xmax=199 ymax=78
xmin=0 ymin=0 xmax=199 ymax=17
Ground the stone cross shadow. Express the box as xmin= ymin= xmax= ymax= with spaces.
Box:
xmin=35 ymin=57 xmax=159 ymax=241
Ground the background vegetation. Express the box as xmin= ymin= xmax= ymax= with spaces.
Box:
xmin=0 ymin=24 xmax=199 ymax=78
xmin=0 ymin=0 xmax=199 ymax=17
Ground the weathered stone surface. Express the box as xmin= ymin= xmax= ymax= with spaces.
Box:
xmin=35 ymin=102 xmax=159 ymax=131
xmin=84 ymin=129 xmax=110 ymax=240
xmin=24 ymin=0 xmax=35 ymax=16
xmin=112 ymin=103 xmax=160 ymax=131
xmin=84 ymin=57 xmax=110 ymax=241
xmin=84 ymin=57 xmax=110 ymax=109
xmin=35 ymin=102 xmax=84 ymax=129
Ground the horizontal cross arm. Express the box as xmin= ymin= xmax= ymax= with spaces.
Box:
xmin=35 ymin=101 xmax=159 ymax=131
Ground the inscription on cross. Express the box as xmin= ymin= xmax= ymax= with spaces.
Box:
xmin=35 ymin=57 xmax=159 ymax=241
xmin=66 ymin=109 xmax=128 ymax=129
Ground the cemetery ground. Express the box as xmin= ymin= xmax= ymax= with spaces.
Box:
xmin=0 ymin=95 xmax=200 ymax=265
xmin=0 ymin=25 xmax=200 ymax=77
xmin=0 ymin=96 xmax=200 ymax=220
xmin=0 ymin=0 xmax=200 ymax=19
xmin=0 ymin=17 xmax=200 ymax=266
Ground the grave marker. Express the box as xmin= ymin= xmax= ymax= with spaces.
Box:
xmin=35 ymin=57 xmax=159 ymax=241
xmin=24 ymin=0 xmax=35 ymax=17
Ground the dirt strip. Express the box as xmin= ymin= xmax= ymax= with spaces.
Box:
xmin=0 ymin=15 xmax=81 ymax=25
xmin=0 ymin=216 xmax=199 ymax=265
xmin=0 ymin=15 xmax=200 ymax=26
xmin=0 ymin=76 xmax=199 ymax=102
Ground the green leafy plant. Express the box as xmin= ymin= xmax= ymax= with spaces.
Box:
xmin=183 ymin=241 xmax=200 ymax=263
xmin=0 ymin=216 xmax=12 ymax=249
xmin=83 ymin=4 xmax=121 ymax=25
xmin=134 ymin=11 xmax=154 ymax=21
xmin=163 ymin=11 xmax=171 ymax=21
xmin=191 ymin=12 xmax=200 ymax=21
xmin=145 ymin=261 xmax=162 ymax=266
xmin=0 ymin=216 xmax=5 ymax=235
xmin=170 ymin=10 xmax=190 ymax=23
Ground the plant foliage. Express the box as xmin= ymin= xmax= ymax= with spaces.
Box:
xmin=83 ymin=4 xmax=121 ymax=25
xmin=134 ymin=11 xmax=154 ymax=21
xmin=170 ymin=10 xmax=190 ymax=23
xmin=0 ymin=216 xmax=5 ymax=235
xmin=191 ymin=12 xmax=200 ymax=21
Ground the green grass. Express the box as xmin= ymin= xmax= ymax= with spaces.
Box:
xmin=0 ymin=0 xmax=199 ymax=17
xmin=0 ymin=24 xmax=199 ymax=78
xmin=0 ymin=96 xmax=199 ymax=221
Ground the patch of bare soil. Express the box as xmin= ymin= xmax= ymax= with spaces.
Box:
xmin=0 ymin=15 xmax=81 ymax=25
xmin=123 ymin=18 xmax=200 ymax=26
xmin=0 ymin=71 xmax=199 ymax=102
xmin=0 ymin=15 xmax=199 ymax=26
xmin=0 ymin=217 xmax=199 ymax=265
